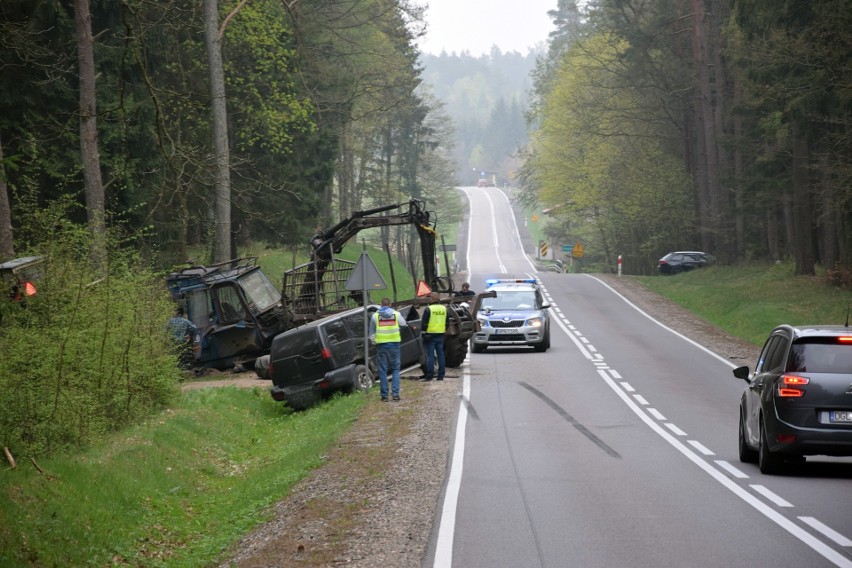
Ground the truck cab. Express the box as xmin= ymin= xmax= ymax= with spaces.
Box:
xmin=166 ymin=258 xmax=289 ymax=371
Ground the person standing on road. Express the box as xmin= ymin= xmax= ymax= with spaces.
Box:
xmin=370 ymin=297 xmax=407 ymax=401
xmin=420 ymin=292 xmax=447 ymax=382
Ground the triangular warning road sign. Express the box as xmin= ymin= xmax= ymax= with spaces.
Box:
xmin=415 ymin=280 xmax=432 ymax=297
xmin=345 ymin=251 xmax=388 ymax=291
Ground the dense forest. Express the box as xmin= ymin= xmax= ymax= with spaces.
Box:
xmin=521 ymin=0 xmax=851 ymax=276
xmin=2 ymin=0 xmax=849 ymax=278
xmin=0 ymin=0 xmax=458 ymax=268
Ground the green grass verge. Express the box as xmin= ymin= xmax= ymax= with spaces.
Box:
xmin=0 ymin=387 xmax=366 ymax=567
xmin=633 ymin=260 xmax=852 ymax=346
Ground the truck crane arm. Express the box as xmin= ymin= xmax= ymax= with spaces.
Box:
xmin=307 ymin=199 xmax=439 ymax=290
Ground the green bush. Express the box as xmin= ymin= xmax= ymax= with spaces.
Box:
xmin=1 ymin=206 xmax=180 ymax=458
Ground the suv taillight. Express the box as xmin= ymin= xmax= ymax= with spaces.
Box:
xmin=321 ymin=347 xmax=332 ymax=359
xmin=778 ymin=374 xmax=808 ymax=397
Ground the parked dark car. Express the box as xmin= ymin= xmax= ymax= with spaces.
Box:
xmin=269 ymin=304 xmax=424 ymax=411
xmin=657 ymin=251 xmax=715 ymax=275
xmin=733 ymin=324 xmax=852 ymax=474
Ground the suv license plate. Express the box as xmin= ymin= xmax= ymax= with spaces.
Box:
xmin=494 ymin=328 xmax=517 ymax=335
xmin=829 ymin=410 xmax=852 ymax=423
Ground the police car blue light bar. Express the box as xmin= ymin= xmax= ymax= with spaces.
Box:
xmin=485 ymin=278 xmax=538 ymax=286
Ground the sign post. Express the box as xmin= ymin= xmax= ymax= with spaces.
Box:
xmin=345 ymin=249 xmax=388 ymax=371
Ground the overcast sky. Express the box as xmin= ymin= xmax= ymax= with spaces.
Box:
xmin=417 ymin=0 xmax=557 ymax=56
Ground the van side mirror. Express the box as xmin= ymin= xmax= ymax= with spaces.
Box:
xmin=733 ymin=366 xmax=750 ymax=382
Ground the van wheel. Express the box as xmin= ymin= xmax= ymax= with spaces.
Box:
xmin=758 ymin=418 xmax=784 ymax=475
xmin=352 ymin=364 xmax=373 ymax=392
xmin=444 ymin=338 xmax=468 ymax=367
xmin=738 ymin=410 xmax=758 ymax=463
xmin=533 ymin=330 xmax=551 ymax=352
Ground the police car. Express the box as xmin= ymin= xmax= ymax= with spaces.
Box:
xmin=471 ymin=278 xmax=551 ymax=353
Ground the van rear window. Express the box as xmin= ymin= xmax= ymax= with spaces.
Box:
xmin=788 ymin=340 xmax=852 ymax=374
xmin=282 ymin=330 xmax=321 ymax=354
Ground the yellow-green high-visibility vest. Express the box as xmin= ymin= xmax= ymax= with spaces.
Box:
xmin=425 ymin=303 xmax=447 ymax=334
xmin=373 ymin=311 xmax=402 ymax=343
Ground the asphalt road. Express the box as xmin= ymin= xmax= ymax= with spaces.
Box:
xmin=423 ymin=186 xmax=852 ymax=568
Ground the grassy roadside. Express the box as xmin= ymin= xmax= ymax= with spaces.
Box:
xmin=0 ymin=230 xmax=455 ymax=566
xmin=0 ymin=387 xmax=368 ymax=567
xmin=633 ymin=260 xmax=851 ymax=346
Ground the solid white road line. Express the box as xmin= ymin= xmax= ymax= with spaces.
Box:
xmin=432 ymin=359 xmax=471 ymax=567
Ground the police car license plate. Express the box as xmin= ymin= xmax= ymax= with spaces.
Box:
xmin=494 ymin=328 xmax=516 ymax=335
xmin=829 ymin=410 xmax=852 ymax=423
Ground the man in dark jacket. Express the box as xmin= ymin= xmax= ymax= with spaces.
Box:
xmin=454 ymin=282 xmax=475 ymax=298
xmin=420 ymin=292 xmax=447 ymax=381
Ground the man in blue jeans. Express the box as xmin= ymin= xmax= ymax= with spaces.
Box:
xmin=369 ymin=298 xmax=408 ymax=401
xmin=420 ymin=292 xmax=447 ymax=381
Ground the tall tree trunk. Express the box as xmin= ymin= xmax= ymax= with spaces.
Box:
xmin=380 ymin=127 xmax=393 ymax=252
xmin=337 ymin=124 xmax=353 ymax=219
xmin=766 ymin=209 xmax=779 ymax=261
xmin=0 ymin=134 xmax=14 ymax=260
xmin=837 ymin=208 xmax=849 ymax=262
xmin=791 ymin=122 xmax=815 ymax=275
xmin=691 ymin=0 xmax=717 ymax=252
xmin=74 ymin=0 xmax=106 ymax=270
xmin=709 ymin=0 xmax=732 ymax=258
xmin=733 ymin=80 xmax=745 ymax=261
xmin=204 ymin=0 xmax=232 ymax=264
xmin=820 ymin=167 xmax=837 ymax=272
xmin=178 ymin=181 xmax=190 ymax=263
xmin=781 ymin=187 xmax=795 ymax=259
xmin=689 ymin=0 xmax=711 ymax=251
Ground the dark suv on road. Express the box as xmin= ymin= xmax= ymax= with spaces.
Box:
xmin=734 ymin=324 xmax=852 ymax=474
xmin=269 ymin=304 xmax=424 ymax=411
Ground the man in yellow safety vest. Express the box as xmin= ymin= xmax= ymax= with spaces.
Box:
xmin=420 ymin=292 xmax=447 ymax=381
xmin=369 ymin=297 xmax=408 ymax=401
